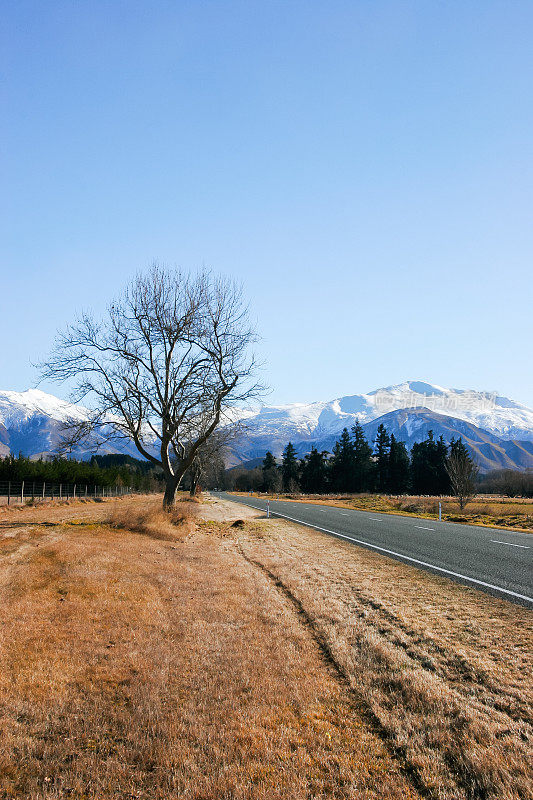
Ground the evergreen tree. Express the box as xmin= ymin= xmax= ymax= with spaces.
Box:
xmin=351 ymin=421 xmax=373 ymax=491
xmin=410 ymin=431 xmax=449 ymax=495
xmin=435 ymin=435 xmax=450 ymax=494
xmin=262 ymin=451 xmax=281 ymax=493
xmin=374 ymin=423 xmax=390 ymax=492
xmin=299 ymin=448 xmax=328 ymax=493
xmin=387 ymin=434 xmax=410 ymax=493
xmin=329 ymin=428 xmax=355 ymax=492
xmin=281 ymin=442 xmax=300 ymax=492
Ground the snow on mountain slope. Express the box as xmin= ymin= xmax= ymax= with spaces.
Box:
xmin=0 ymin=389 xmax=138 ymax=459
xmin=0 ymin=389 xmax=88 ymax=427
xmin=241 ymin=381 xmax=533 ymax=444
xmin=1 ymin=382 xmax=532 ymax=469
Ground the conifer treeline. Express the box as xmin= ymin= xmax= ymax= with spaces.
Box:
xmin=0 ymin=454 xmax=163 ymax=491
xmin=242 ymin=423 xmax=473 ymax=495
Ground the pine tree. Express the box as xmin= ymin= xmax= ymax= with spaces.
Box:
xmin=329 ymin=428 xmax=355 ymax=492
xmin=435 ymin=435 xmax=450 ymax=494
xmin=374 ymin=423 xmax=390 ymax=492
xmin=262 ymin=451 xmax=280 ymax=493
xmin=409 ymin=431 xmax=449 ymax=495
xmin=351 ymin=421 xmax=373 ymax=491
xmin=281 ymin=442 xmax=299 ymax=492
xmin=387 ymin=434 xmax=410 ymax=493
xmin=299 ymin=448 xmax=328 ymax=493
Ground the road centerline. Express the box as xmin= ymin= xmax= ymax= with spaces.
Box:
xmin=491 ymin=540 xmax=530 ymax=549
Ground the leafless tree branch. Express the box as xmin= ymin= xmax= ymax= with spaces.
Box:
xmin=40 ymin=265 xmax=264 ymax=506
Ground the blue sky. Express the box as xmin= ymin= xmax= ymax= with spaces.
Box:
xmin=2 ymin=1 xmax=532 ymax=407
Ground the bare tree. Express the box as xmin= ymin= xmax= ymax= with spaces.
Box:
xmin=185 ymin=427 xmax=233 ymax=496
xmin=40 ymin=265 xmax=261 ymax=508
xmin=446 ymin=440 xmax=479 ymax=511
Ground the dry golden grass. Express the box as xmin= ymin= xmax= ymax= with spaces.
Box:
xmin=108 ymin=494 xmax=198 ymax=539
xmin=246 ymin=492 xmax=533 ymax=531
xmin=204 ymin=497 xmax=533 ymax=800
xmin=0 ymin=494 xmax=420 ymax=800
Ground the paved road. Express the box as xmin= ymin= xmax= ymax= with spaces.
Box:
xmin=215 ymin=493 xmax=533 ymax=607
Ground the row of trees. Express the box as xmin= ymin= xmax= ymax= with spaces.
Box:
xmin=478 ymin=469 xmax=533 ymax=498
xmin=0 ymin=454 xmax=163 ymax=491
xmin=233 ymin=424 xmax=478 ymax=505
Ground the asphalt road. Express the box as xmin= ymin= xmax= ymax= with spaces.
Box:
xmin=214 ymin=492 xmax=533 ymax=608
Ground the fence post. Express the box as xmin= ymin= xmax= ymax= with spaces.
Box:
xmin=59 ymin=483 xmax=62 ymax=499
xmin=21 ymin=480 xmax=24 ymax=504
xmin=7 ymin=481 xmax=10 ymax=505
xmin=85 ymin=484 xmax=88 ymax=498
xmin=32 ymin=481 xmax=35 ymax=502
xmin=42 ymin=481 xmax=46 ymax=501
xmin=73 ymin=484 xmax=76 ymax=499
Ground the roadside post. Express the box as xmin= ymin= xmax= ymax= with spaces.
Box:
xmin=439 ymin=502 xmax=442 ymax=521
xmin=267 ymin=499 xmax=270 ymax=518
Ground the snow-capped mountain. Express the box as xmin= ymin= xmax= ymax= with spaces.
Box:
xmin=287 ymin=409 xmax=533 ymax=474
xmin=238 ymin=381 xmax=533 ymax=444
xmin=227 ymin=381 xmax=533 ymax=471
xmin=0 ymin=389 xmax=138 ymax=460
xmin=1 ymin=381 xmax=532 ymax=471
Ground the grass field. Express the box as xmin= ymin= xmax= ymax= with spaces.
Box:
xmin=0 ymin=494 xmax=531 ymax=799
xmin=237 ymin=492 xmax=533 ymax=531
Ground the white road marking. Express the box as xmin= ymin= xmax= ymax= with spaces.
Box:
xmin=369 ymin=517 xmax=382 ymax=521
xmin=228 ymin=498 xmax=533 ymax=606
xmin=415 ymin=525 xmax=435 ymax=531
xmin=491 ymin=540 xmax=530 ymax=549
xmin=339 ymin=512 xmax=349 ymax=516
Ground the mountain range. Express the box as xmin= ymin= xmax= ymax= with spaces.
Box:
xmin=229 ymin=381 xmax=533 ymax=471
xmin=1 ymin=381 xmax=533 ymax=472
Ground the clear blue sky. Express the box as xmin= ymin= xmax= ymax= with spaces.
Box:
xmin=2 ymin=1 xmax=532 ymax=407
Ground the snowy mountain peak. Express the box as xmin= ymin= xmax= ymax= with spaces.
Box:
xmin=243 ymin=381 xmax=533 ymax=452
xmin=368 ymin=380 xmax=447 ymax=397
xmin=0 ymin=389 xmax=87 ymax=426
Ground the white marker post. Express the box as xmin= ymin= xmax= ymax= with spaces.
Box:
xmin=439 ymin=502 xmax=442 ymax=521
xmin=267 ymin=499 xmax=270 ymax=519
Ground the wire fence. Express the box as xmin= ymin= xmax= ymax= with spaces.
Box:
xmin=0 ymin=481 xmax=132 ymax=505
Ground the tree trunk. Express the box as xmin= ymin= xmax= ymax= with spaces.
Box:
xmin=163 ymin=477 xmax=178 ymax=509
